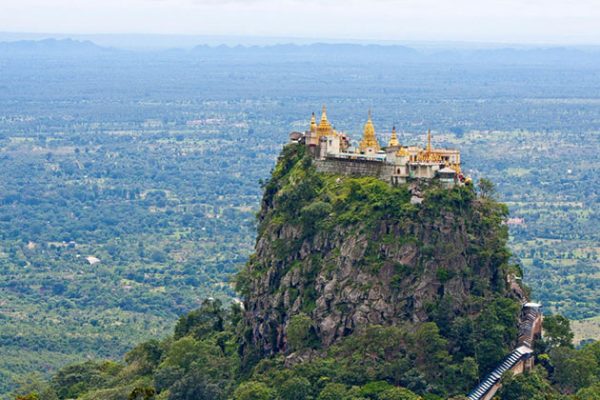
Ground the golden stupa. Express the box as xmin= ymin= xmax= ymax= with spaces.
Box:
xmin=359 ymin=110 xmax=380 ymax=152
xmin=388 ymin=126 xmax=399 ymax=147
xmin=316 ymin=105 xmax=333 ymax=138
xmin=417 ymin=129 xmax=443 ymax=163
xmin=309 ymin=112 xmax=317 ymax=134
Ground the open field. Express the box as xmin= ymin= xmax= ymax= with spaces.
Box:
xmin=572 ymin=316 xmax=600 ymax=345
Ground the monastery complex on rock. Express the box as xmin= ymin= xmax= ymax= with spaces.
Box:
xmin=290 ymin=106 xmax=470 ymax=187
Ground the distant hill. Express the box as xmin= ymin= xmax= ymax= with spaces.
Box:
xmin=1 ymin=38 xmax=599 ymax=66
xmin=188 ymin=42 xmax=600 ymax=66
xmin=191 ymin=42 xmax=421 ymax=62
xmin=0 ymin=38 xmax=112 ymax=56
xmin=433 ymin=46 xmax=600 ymax=65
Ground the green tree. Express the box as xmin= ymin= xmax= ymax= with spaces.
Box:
xmin=300 ymin=201 xmax=332 ymax=233
xmin=162 ymin=337 xmax=217 ymax=372
xmin=233 ymin=381 xmax=275 ymax=400
xmin=471 ymin=298 xmax=519 ymax=374
xmin=378 ymin=387 xmax=422 ymax=400
xmin=278 ymin=376 xmax=312 ymax=400
xmin=582 ymin=341 xmax=600 ymax=376
xmin=287 ymin=313 xmax=317 ymax=352
xmin=15 ymin=395 xmax=40 ymax=400
xmin=318 ymin=383 xmax=350 ymax=400
xmin=174 ymin=299 xmax=224 ymax=340
xmin=129 ymin=386 xmax=156 ymax=400
xmin=154 ymin=365 xmax=184 ymax=392
xmin=477 ymin=178 xmax=496 ymax=199
xmin=412 ymin=323 xmax=451 ymax=383
xmin=327 ymin=325 xmax=410 ymax=386
xmin=51 ymin=361 xmax=121 ymax=399
xmin=498 ymin=368 xmax=557 ymax=400
xmin=543 ymin=315 xmax=574 ymax=350
xmin=550 ymin=347 xmax=597 ymax=394
xmin=448 ymin=357 xmax=479 ymax=395
xmin=359 ymin=381 xmax=395 ymax=398
xmin=125 ymin=340 xmax=164 ymax=375
xmin=168 ymin=369 xmax=223 ymax=400
xmin=11 ymin=373 xmax=58 ymax=400
xmin=576 ymin=382 xmax=600 ymax=400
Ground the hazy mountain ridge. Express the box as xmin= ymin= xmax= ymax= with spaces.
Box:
xmin=2 ymin=38 xmax=600 ymax=65
xmin=0 ymin=38 xmax=113 ymax=55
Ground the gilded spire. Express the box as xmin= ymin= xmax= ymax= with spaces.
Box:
xmin=310 ymin=112 xmax=317 ymax=133
xmin=388 ymin=126 xmax=399 ymax=147
xmin=316 ymin=104 xmax=333 ymax=138
xmin=417 ymin=128 xmax=442 ymax=162
xmin=427 ymin=129 xmax=432 ymax=152
xmin=359 ymin=110 xmax=380 ymax=153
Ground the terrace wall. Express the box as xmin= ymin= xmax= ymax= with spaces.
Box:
xmin=314 ymin=157 xmax=395 ymax=182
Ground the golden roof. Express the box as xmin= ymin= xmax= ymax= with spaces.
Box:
xmin=316 ymin=105 xmax=333 ymax=138
xmin=396 ymin=146 xmax=409 ymax=157
xmin=359 ymin=110 xmax=380 ymax=152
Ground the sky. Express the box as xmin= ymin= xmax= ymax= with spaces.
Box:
xmin=2 ymin=0 xmax=600 ymax=45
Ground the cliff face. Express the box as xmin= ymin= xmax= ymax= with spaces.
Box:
xmin=237 ymin=144 xmax=522 ymax=357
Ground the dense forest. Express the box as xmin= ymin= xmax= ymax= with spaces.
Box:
xmin=13 ymin=300 xmax=600 ymax=400
xmin=0 ymin=41 xmax=598 ymax=395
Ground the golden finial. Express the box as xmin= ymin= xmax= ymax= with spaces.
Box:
xmin=417 ymin=128 xmax=442 ymax=163
xmin=427 ymin=129 xmax=432 ymax=152
xmin=388 ymin=125 xmax=399 ymax=147
xmin=316 ymin=104 xmax=333 ymax=138
xmin=359 ymin=109 xmax=380 ymax=153
xmin=310 ymin=112 xmax=317 ymax=133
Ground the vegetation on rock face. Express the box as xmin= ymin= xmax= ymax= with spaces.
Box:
xmin=14 ymin=144 xmax=600 ymax=400
xmin=239 ymin=144 xmax=522 ymax=377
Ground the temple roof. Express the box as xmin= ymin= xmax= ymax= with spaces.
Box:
xmin=359 ymin=110 xmax=380 ymax=152
xmin=316 ymin=105 xmax=333 ymax=137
